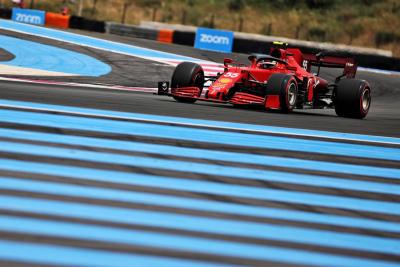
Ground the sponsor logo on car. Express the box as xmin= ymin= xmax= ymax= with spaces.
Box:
xmin=12 ymin=8 xmax=45 ymax=25
xmin=219 ymin=78 xmax=233 ymax=84
xmin=209 ymin=82 xmax=226 ymax=89
xmin=195 ymin=27 xmax=234 ymax=53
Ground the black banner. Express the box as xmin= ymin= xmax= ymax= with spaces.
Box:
xmin=69 ymin=15 xmax=105 ymax=33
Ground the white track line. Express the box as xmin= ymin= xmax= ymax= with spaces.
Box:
xmin=0 ymin=76 xmax=157 ymax=93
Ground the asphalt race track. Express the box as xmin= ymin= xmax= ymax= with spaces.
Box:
xmin=0 ymin=27 xmax=399 ymax=137
xmin=0 ymin=21 xmax=399 ymax=267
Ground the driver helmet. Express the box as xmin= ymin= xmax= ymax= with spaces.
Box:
xmin=259 ymin=60 xmax=277 ymax=69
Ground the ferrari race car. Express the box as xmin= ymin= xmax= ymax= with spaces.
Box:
xmin=158 ymin=42 xmax=371 ymax=119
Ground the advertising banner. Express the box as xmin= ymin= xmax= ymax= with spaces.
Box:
xmin=194 ymin=27 xmax=233 ymax=53
xmin=12 ymin=8 xmax=45 ymax=25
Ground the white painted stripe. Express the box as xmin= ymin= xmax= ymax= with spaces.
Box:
xmin=358 ymin=67 xmax=400 ymax=76
xmin=204 ymin=72 xmax=219 ymax=76
xmin=0 ymin=76 xmax=157 ymax=92
xmin=0 ymin=64 xmax=78 ymax=77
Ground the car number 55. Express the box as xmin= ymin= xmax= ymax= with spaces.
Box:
xmin=224 ymin=72 xmax=239 ymax=78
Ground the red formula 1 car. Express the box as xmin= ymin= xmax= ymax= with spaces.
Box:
xmin=158 ymin=42 xmax=371 ymax=119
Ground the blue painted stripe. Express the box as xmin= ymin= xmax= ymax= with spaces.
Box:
xmin=1 ymin=109 xmax=399 ymax=161
xmin=0 ymin=128 xmax=398 ymax=180
xmin=0 ymin=172 xmax=398 ymax=235
xmin=1 ymin=160 xmax=399 ymax=216
xmin=1 ymin=193 xmax=399 ymax=240
xmin=0 ymin=19 xmax=206 ymax=63
xmin=0 ymin=35 xmax=111 ymax=76
xmin=0 ymin=140 xmax=398 ymax=195
xmin=0 ymin=215 xmax=399 ymax=267
xmin=1 ymin=177 xmax=400 ymax=255
xmin=0 ymin=240 xmax=233 ymax=267
xmin=1 ymin=99 xmax=399 ymax=145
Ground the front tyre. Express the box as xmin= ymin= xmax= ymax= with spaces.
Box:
xmin=171 ymin=62 xmax=204 ymax=103
xmin=334 ymin=79 xmax=371 ymax=119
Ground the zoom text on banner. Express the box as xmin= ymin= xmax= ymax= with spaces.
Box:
xmin=12 ymin=8 xmax=45 ymax=25
xmin=195 ymin=27 xmax=234 ymax=53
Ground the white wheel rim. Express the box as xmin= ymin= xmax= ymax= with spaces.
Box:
xmin=361 ymin=88 xmax=371 ymax=111
xmin=288 ymin=82 xmax=297 ymax=106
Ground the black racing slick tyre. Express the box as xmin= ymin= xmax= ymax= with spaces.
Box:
xmin=334 ymin=79 xmax=371 ymax=119
xmin=266 ymin=73 xmax=298 ymax=113
xmin=171 ymin=62 xmax=204 ymax=103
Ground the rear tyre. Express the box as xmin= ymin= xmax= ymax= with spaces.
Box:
xmin=266 ymin=73 xmax=298 ymax=113
xmin=334 ymin=79 xmax=371 ymax=119
xmin=171 ymin=62 xmax=204 ymax=103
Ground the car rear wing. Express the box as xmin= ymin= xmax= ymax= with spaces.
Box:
xmin=301 ymin=51 xmax=357 ymax=79
xmin=286 ymin=48 xmax=357 ymax=79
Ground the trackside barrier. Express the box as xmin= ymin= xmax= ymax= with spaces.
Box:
xmin=69 ymin=16 xmax=105 ymax=33
xmin=157 ymin=29 xmax=173 ymax=43
xmin=107 ymin=22 xmax=400 ymax=71
xmin=172 ymin=30 xmax=195 ymax=46
xmin=45 ymin=12 xmax=69 ymax=29
xmin=0 ymin=10 xmax=398 ymax=71
xmin=106 ymin=22 xmax=158 ymax=40
xmin=141 ymin=21 xmax=400 ymax=72
xmin=0 ymin=8 xmax=12 ymax=19
xmin=233 ymin=38 xmax=269 ymax=54
xmin=69 ymin=15 xmax=83 ymax=29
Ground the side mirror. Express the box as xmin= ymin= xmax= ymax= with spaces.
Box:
xmin=224 ymin=58 xmax=233 ymax=67
xmin=157 ymin=81 xmax=169 ymax=95
xmin=316 ymin=52 xmax=325 ymax=61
